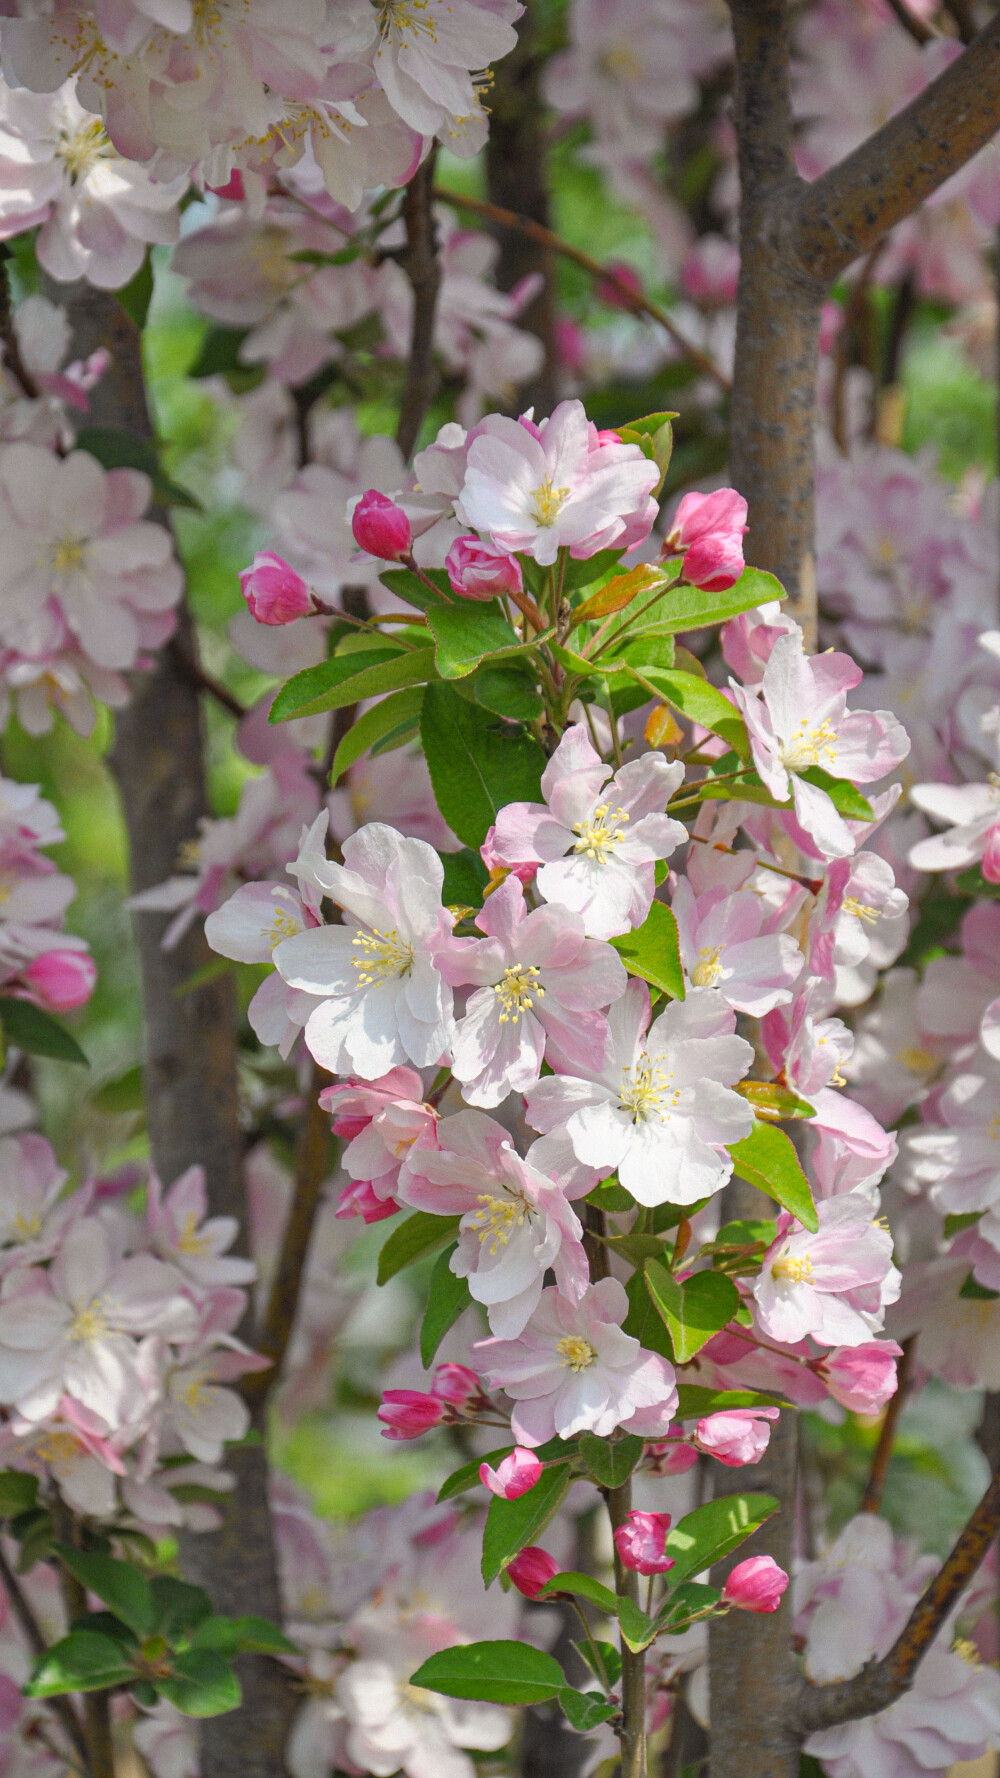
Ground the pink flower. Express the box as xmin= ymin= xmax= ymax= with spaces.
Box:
xmin=377 ymin=1389 xmax=445 ymax=1441
xmin=666 ymin=489 xmax=748 ymax=591
xmin=20 ymin=946 xmax=96 ymax=1011
xmin=146 ymin=1165 xmax=256 ymax=1293
xmin=432 ymin=1363 xmax=482 ymax=1406
xmin=614 ymin=1510 xmax=674 ymax=1575
xmin=445 ymin=535 xmax=523 ymax=601
xmin=507 ymin=1546 xmax=559 ymax=1599
xmin=820 ymin=1342 xmax=902 ymax=1416
xmin=480 ymin=1447 xmax=542 ymax=1500
xmin=694 ymin=1406 xmax=779 ymax=1466
xmin=723 ymin=1555 xmax=788 ymax=1613
xmin=238 ymin=551 xmax=312 ymax=626
xmin=754 ymin=1197 xmax=900 ymax=1349
xmin=481 ymin=826 xmax=536 ymax=886
xmin=335 ymin=1180 xmax=399 ymax=1225
xmin=671 ymin=877 xmax=802 ymax=1015
xmin=351 ymin=490 xmax=413 ymax=562
xmin=320 ymin=1067 xmax=438 ymax=1218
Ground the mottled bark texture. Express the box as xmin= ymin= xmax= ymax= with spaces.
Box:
xmin=62 ymin=284 xmax=294 ymax=1778
xmin=396 ymin=152 xmax=442 ymax=461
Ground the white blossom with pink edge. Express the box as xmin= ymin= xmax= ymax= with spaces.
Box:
xmin=443 ymin=874 xmax=626 ymax=1108
xmin=670 ymin=876 xmax=803 ymax=1014
xmin=542 ymin=0 xmax=702 ymax=157
xmin=524 ymin=978 xmax=753 ymax=1207
xmin=372 ymin=0 xmax=521 ymax=147
xmin=474 ymin=1275 xmax=677 ymax=1446
xmin=204 ymin=877 xmax=323 ymax=1060
xmin=487 ymin=722 xmax=687 ymax=940
xmin=398 ymin=1107 xmax=589 ymax=1337
xmin=909 ymin=774 xmax=1000 ymax=879
xmin=729 ymin=627 xmax=910 ymax=859
xmin=0 ymin=1132 xmax=72 ymax=1275
xmin=753 ymin=1197 xmax=900 ymax=1349
xmin=906 ymin=1054 xmax=1000 ymax=1222
xmin=319 ymin=1067 xmax=439 ymax=1223
xmin=146 ymin=1165 xmax=256 ymax=1293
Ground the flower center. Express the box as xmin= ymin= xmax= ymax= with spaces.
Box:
xmin=531 ymin=476 xmax=571 ymax=527
xmin=56 ymin=116 xmax=112 ymax=180
xmin=895 ymin=1044 xmax=937 ymax=1075
xmin=36 ymin=1431 xmax=83 ymax=1465
xmin=176 ymin=1212 xmax=211 ymax=1257
xmin=376 ymin=0 xmax=437 ymax=43
xmin=68 ymin=1297 xmax=110 ymax=1345
xmin=771 ymin=1251 xmax=813 ymax=1284
xmin=690 ymin=944 xmax=724 ymax=987
xmin=493 ymin=963 xmax=544 ymax=1024
xmin=618 ymin=1054 xmax=679 ymax=1124
xmin=573 ymin=804 xmax=629 ymax=863
xmin=468 ymin=1191 xmax=531 ymax=1255
xmin=9 ymin=1210 xmax=42 ymax=1241
xmin=46 ymin=536 xmax=88 ymax=578
xmin=400 ymin=1681 xmax=439 ymax=1716
xmin=557 ymin=1333 xmax=597 ymax=1372
xmin=266 ymin=906 xmax=303 ymax=950
xmin=600 ymin=43 xmax=643 ymax=80
xmin=351 ymin=927 xmax=415 ymax=986
xmin=778 ymin=717 xmax=839 ymax=772
xmin=841 ymin=897 xmax=879 ymax=925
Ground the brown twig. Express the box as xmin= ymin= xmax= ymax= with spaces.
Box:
xmin=859 ymin=1338 xmax=914 ymax=1515
xmin=884 ymin=0 xmax=939 ymax=42
xmin=941 ymin=0 xmax=978 ymax=44
xmin=167 ymin=637 xmax=246 ymax=721
xmin=0 ymin=1545 xmax=90 ymax=1771
xmin=396 ymin=150 xmax=442 ymax=461
xmin=434 ymin=185 xmax=731 ymax=393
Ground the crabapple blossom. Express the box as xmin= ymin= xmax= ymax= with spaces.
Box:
xmin=19 ymin=947 xmax=95 ymax=1012
xmin=614 ymin=1511 xmax=674 ymax=1575
xmin=0 ymin=1133 xmax=71 ymax=1274
xmin=399 ymin=1108 xmax=589 ymax=1337
xmin=723 ymin=1556 xmax=788 ymax=1613
xmin=320 ymin=1067 xmax=438 ymax=1222
xmin=671 ymin=876 xmax=803 ymax=1014
xmin=665 ymin=488 xmax=748 ymax=591
xmin=906 ymin=1057 xmax=1000 ymax=1220
xmin=442 ymin=874 xmax=626 ymax=1107
xmin=753 ymin=1198 xmax=900 ymax=1348
xmin=372 ymin=0 xmax=522 ymax=146
xmin=445 ymin=535 xmax=523 ymax=601
xmin=239 ymin=552 xmax=313 ymax=626
xmin=145 ymin=1166 xmax=256 ymax=1293
xmin=350 ymin=490 xmax=413 ymax=562
xmin=336 ymin=1645 xmax=511 ymax=1778
xmin=504 ymin=1546 xmax=560 ymax=1600
xmin=543 ymin=0 xmax=705 ymax=155
xmin=693 ymin=1406 xmax=779 ymax=1466
xmin=204 ymin=877 xmax=323 ymax=1059
xmin=478 ymin=1448 xmax=542 ymax=1500
xmin=377 ymin=1389 xmax=446 ymax=1441
xmin=487 ymin=723 xmax=687 ymax=939
xmin=819 ymin=1341 xmax=902 ymax=1416
xmin=909 ymin=776 xmax=1000 ymax=879
xmin=761 ymin=983 xmax=855 ymax=1098
xmin=524 ymin=978 xmax=753 ymax=1206
xmin=474 ymin=1275 xmax=678 ymax=1445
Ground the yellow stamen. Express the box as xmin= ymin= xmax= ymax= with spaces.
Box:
xmin=531 ymin=476 xmax=571 ymax=527
xmin=493 ymin=963 xmax=544 ymax=1024
xmin=468 ymin=1192 xmax=530 ymax=1255
xmin=573 ymin=804 xmax=629 ymax=864
xmin=351 ymin=927 xmax=415 ymax=985
xmin=557 ymin=1334 xmax=597 ymax=1372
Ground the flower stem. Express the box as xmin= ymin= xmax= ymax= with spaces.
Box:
xmin=607 ymin=1477 xmax=647 ymax=1778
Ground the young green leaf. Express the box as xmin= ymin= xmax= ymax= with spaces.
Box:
xmin=571 ymin=564 xmax=670 ymax=627
xmin=0 ymin=998 xmax=87 ymax=1065
xmin=624 ymin=666 xmax=750 ymax=761
xmin=0 ymin=1471 xmax=38 ymax=1516
xmin=733 ymin=1081 xmax=815 ymax=1121
xmin=190 ymin=1615 xmax=298 ymax=1657
xmin=421 ymin=683 xmax=545 ymax=848
xmin=575 ymin=1638 xmax=621 ymax=1690
xmin=158 ymin=1649 xmax=241 ymax=1718
xmin=270 ymin=645 xmax=435 ymax=724
xmin=420 ymin=1244 xmax=472 ymax=1366
xmin=482 ymin=1463 xmax=572 ymax=1585
xmin=653 ymin=1581 xmax=720 ymax=1634
xmin=664 ymin=1493 xmax=778 ymax=1585
xmin=644 ymin=1261 xmax=740 ymax=1362
xmin=622 ymin=1268 xmax=677 ymax=1363
xmin=56 ymin=1548 xmax=156 ymax=1639
xmin=377 ymin=1212 xmax=461 ymax=1285
xmin=427 ymin=603 xmax=539 ymax=679
xmin=727 ymin=1122 xmax=818 ymax=1232
xmin=577 ymin=1433 xmax=644 ymax=1489
xmin=536 ymin=1571 xmax=618 ymax=1614
xmin=610 ymin=901 xmax=685 ymax=999
xmin=25 ymin=1631 xmax=136 ymax=1697
xmin=150 ymin=1577 xmax=214 ymax=1640
xmin=410 ymin=1641 xmax=565 ymax=1706
xmin=439 ymin=846 xmax=489 ymax=908
xmin=329 ymin=686 xmax=425 ymax=782
xmin=559 ymin=1687 xmax=618 ymax=1731
xmin=674 ymin=1386 xmax=787 ymax=1419
xmin=617 ymin=1595 xmax=658 ymax=1653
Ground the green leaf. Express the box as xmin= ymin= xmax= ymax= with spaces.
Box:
xmin=25 ymin=1631 xmax=135 ymax=1697
xmin=622 ymin=1268 xmax=677 ymax=1363
xmin=654 ymin=1581 xmax=720 ymax=1634
xmin=116 ymin=255 xmax=154 ymax=330
xmin=575 ymin=1638 xmax=621 ymax=1690
xmin=674 ymin=1386 xmax=787 ymax=1419
xmin=734 ymin=1081 xmax=815 ymax=1121
xmin=624 ymin=666 xmax=750 ymax=762
xmin=536 ymin=1572 xmax=617 ymax=1614
xmin=188 ymin=326 xmax=249 ymax=380
xmin=0 ymin=998 xmax=87 ymax=1065
xmin=559 ymin=1687 xmax=617 ymax=1731
xmin=577 ymin=1433 xmax=644 ymax=1489
xmin=150 ymin=1577 xmax=214 ymax=1639
xmin=379 ymin=566 xmax=453 ymax=612
xmin=377 ymin=1212 xmax=461 ymax=1285
xmin=474 ymin=664 xmax=544 ymax=722
xmin=559 ymin=550 xmax=624 ymax=594
xmin=411 ymin=1641 xmax=565 ymax=1706
xmin=420 ymin=1245 xmax=472 ymax=1366
xmin=644 ymin=1261 xmax=740 ymax=1362
xmin=586 ymin=1180 xmax=634 ymax=1213
xmin=610 ymin=901 xmax=684 ymax=999
xmin=960 ymin=1273 xmax=1000 ymax=1301
xmin=634 ymin=565 xmax=786 ymax=637
xmin=158 ymin=1649 xmax=241 ymax=1718
xmin=270 ymin=645 xmax=435 ymax=723
xmin=56 ymin=1549 xmax=156 ymax=1638
xmin=664 ymin=1493 xmax=778 ymax=1585
xmin=439 ymin=846 xmax=489 ymax=909
xmin=798 ymin=767 xmax=874 ymax=821
xmin=944 ymin=1211 xmax=982 ymax=1240
xmin=426 ymin=603 xmax=540 ymax=679
xmin=618 ymin=1596 xmax=658 ymax=1653
xmin=482 ymin=1463 xmax=572 ymax=1585
xmin=728 ymin=1122 xmax=818 ymax=1232
xmin=421 ymin=682 xmax=546 ymax=849
xmin=91 ymin=1065 xmax=145 ymax=1115
xmin=0 ymin=1471 xmax=38 ymax=1516
xmin=190 ymin=1615 xmax=297 ymax=1657
xmin=329 ymin=686 xmax=425 ymax=782
xmin=604 ymin=1232 xmax=669 ymax=1267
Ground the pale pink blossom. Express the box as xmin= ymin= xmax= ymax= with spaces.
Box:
xmin=671 ymin=877 xmax=802 ymax=1014
xmin=336 ymin=1631 xmax=511 ymax=1778
xmin=906 ymin=1057 xmax=1000 ymax=1220
xmin=694 ymin=1405 xmax=779 ymax=1466
xmin=205 ymin=877 xmax=323 ymax=1059
xmin=479 ymin=1447 xmax=541 ymax=1500
xmin=488 ymin=723 xmax=686 ymax=939
xmin=761 ymin=983 xmax=855 ymax=1097
xmin=754 ymin=1198 xmax=900 ymax=1349
xmin=146 ymin=1166 xmax=256 ymax=1293
xmin=474 ymin=1275 xmax=677 ymax=1445
xmin=445 ymin=535 xmax=523 ymax=601
xmin=320 ymin=1067 xmax=438 ymax=1219
xmin=665 ymin=488 xmax=747 ymax=591
xmin=0 ymin=1134 xmax=72 ymax=1275
xmin=372 ymin=0 xmax=521 ymax=147
xmin=807 ymin=852 xmax=908 ymax=987
xmin=543 ymin=0 xmax=715 ymax=156
xmin=819 ymin=1341 xmax=902 ymax=1417
xmin=909 ymin=776 xmax=1000 ymax=878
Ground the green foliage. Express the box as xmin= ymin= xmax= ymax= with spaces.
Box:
xmin=558 ymin=1687 xmax=618 ymax=1730
xmin=644 ymin=1260 xmax=741 ymax=1362
xmin=427 ymin=603 xmax=543 ymax=678
xmin=0 ymin=998 xmax=88 ymax=1066
xmin=536 ymin=1571 xmax=617 ymax=1613
xmin=270 ymin=644 xmax=436 ymax=723
xmin=578 ymin=1432 xmax=644 ymax=1487
xmin=728 ymin=1122 xmax=818 ymax=1231
xmin=329 ymin=686 xmax=426 ymax=781
xmin=664 ymin=1494 xmax=778 ymax=1585
xmin=377 ymin=1212 xmax=461 ymax=1284
xmin=420 ymin=683 xmax=545 ymax=847
xmin=611 ymin=900 xmax=685 ymax=998
xmin=410 ymin=1641 xmax=565 ymax=1705
xmin=419 ymin=1245 xmax=472 ymax=1366
xmin=481 ymin=1463 xmax=572 ymax=1584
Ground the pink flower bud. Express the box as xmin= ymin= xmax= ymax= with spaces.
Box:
xmin=446 ymin=535 xmax=523 ymax=602
xmin=666 ymin=488 xmax=748 ymax=592
xmin=507 ymin=1546 xmax=559 ymax=1599
xmin=821 ymin=1342 xmax=901 ymax=1417
xmin=480 ymin=1448 xmax=543 ymax=1500
xmin=597 ymin=261 xmax=643 ymax=310
xmin=722 ymin=1555 xmax=788 ymax=1613
xmin=984 ymin=822 xmax=1000 ymax=884
xmin=613 ymin=1510 xmax=674 ymax=1576
xmin=238 ymin=551 xmax=312 ymax=626
xmin=694 ymin=1407 xmax=779 ymax=1467
xmin=352 ymin=490 xmax=413 ymax=561
xmin=480 ymin=826 xmax=537 ymax=887
xmin=377 ymin=1389 xmax=444 ymax=1440
xmin=21 ymin=949 xmax=97 ymax=1012
xmin=650 ymin=1440 xmax=699 ymax=1475
xmin=334 ymin=1179 xmax=399 ymax=1225
xmin=431 ymin=1363 xmax=481 ymax=1406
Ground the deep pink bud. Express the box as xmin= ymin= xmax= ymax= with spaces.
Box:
xmin=507 ymin=1546 xmax=559 ymax=1599
xmin=335 ymin=1179 xmax=399 ymax=1225
xmin=208 ymin=171 xmax=245 ymax=201
xmin=446 ymin=535 xmax=523 ymax=602
xmin=722 ymin=1555 xmax=788 ymax=1613
xmin=983 ymin=822 xmax=1000 ymax=884
xmin=352 ymin=490 xmax=413 ymax=561
xmin=821 ymin=1342 xmax=901 ymax=1416
xmin=431 ymin=1363 xmax=481 ymax=1406
xmin=694 ymin=1407 xmax=778 ymax=1467
xmin=652 ymin=1441 xmax=699 ymax=1475
xmin=613 ymin=1510 xmax=674 ymax=1576
xmin=597 ymin=261 xmax=643 ymax=311
xmin=480 ymin=1448 xmax=543 ymax=1500
xmin=377 ymin=1389 xmax=444 ymax=1440
xmin=21 ymin=949 xmax=97 ymax=1012
xmin=666 ymin=489 xmax=748 ymax=592
xmin=238 ymin=551 xmax=312 ymax=626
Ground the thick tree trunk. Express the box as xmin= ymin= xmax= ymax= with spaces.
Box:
xmin=62 ymin=284 xmax=294 ymax=1778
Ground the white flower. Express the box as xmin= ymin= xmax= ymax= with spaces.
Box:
xmin=373 ymin=0 xmax=521 ymax=146
xmin=338 ymin=1652 xmax=510 ymax=1778
xmin=754 ymin=1197 xmax=900 ymax=1349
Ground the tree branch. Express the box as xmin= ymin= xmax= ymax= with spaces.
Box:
xmin=434 ymin=186 xmax=731 ymax=392
xmin=396 ymin=151 xmax=442 ymax=461
xmin=884 ymin=0 xmax=939 ymax=44
xmin=797 ymin=1463 xmax=1000 ymax=1734
xmin=791 ymin=9 xmax=1000 ymax=285
xmin=0 ymin=1546 xmax=90 ymax=1771
xmin=859 ymin=1339 xmax=914 ymax=1515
